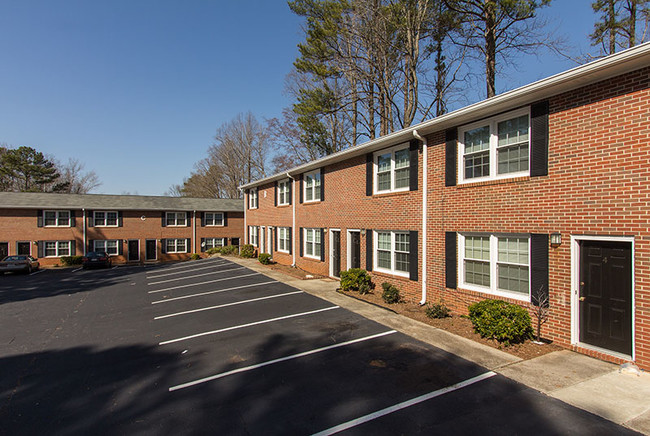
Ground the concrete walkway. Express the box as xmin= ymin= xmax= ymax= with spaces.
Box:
xmin=224 ymin=256 xmax=650 ymax=435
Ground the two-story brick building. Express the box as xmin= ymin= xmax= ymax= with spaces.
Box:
xmin=241 ymin=42 xmax=650 ymax=368
xmin=0 ymin=192 xmax=244 ymax=265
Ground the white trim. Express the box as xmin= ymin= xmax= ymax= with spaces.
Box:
xmin=373 ymin=230 xmax=410 ymax=278
xmin=329 ymin=228 xmax=341 ymax=278
xmin=373 ymin=143 xmax=411 ymax=194
xmin=93 ymin=210 xmax=119 ymax=227
xmin=43 ymin=210 xmax=71 ymax=227
xmin=346 ymin=229 xmax=361 ymax=270
xmin=127 ymin=239 xmax=140 ymax=261
xmin=204 ymin=212 xmax=224 ymax=227
xmin=570 ymin=235 xmax=635 ymax=360
xmin=277 ymin=227 xmax=290 ymax=254
xmin=248 ymin=188 xmax=258 ymax=209
xmin=44 ymin=240 xmax=71 ymax=257
xmin=165 ymin=238 xmax=188 ymax=254
xmin=303 ymin=228 xmax=322 ymax=260
xmin=303 ymin=169 xmax=322 ymax=203
xmin=16 ymin=241 xmax=32 ymax=256
xmin=165 ymin=211 xmax=187 ymax=227
xmin=277 ymin=179 xmax=291 ymax=206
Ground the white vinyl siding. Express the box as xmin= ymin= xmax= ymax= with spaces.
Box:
xmin=374 ymin=144 xmax=410 ymax=194
xmin=44 ymin=210 xmax=70 ymax=227
xmin=374 ymin=231 xmax=410 ymax=277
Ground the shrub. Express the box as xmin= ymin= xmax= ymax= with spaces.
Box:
xmin=340 ymin=268 xmax=373 ymax=293
xmin=220 ymin=245 xmax=237 ymax=256
xmin=206 ymin=247 xmax=221 ymax=255
xmin=425 ymin=302 xmax=451 ymax=319
xmin=258 ymin=253 xmax=272 ymax=265
xmin=239 ymin=244 xmax=256 ymax=258
xmin=190 ymin=253 xmax=201 ymax=260
xmin=60 ymin=256 xmax=83 ymax=266
xmin=381 ymin=282 xmax=401 ymax=304
xmin=468 ymin=299 xmax=533 ymax=345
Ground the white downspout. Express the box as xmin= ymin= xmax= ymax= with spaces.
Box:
xmin=192 ymin=210 xmax=196 ymax=254
xmin=413 ymin=130 xmax=428 ymax=305
xmin=241 ymin=188 xmax=247 ymax=246
xmin=287 ymin=173 xmax=296 ymax=267
xmin=82 ymin=208 xmax=87 ymax=255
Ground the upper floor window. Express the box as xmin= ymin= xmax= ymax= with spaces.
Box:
xmin=204 ymin=212 xmax=224 ymax=226
xmin=278 ymin=180 xmax=290 ymax=206
xmin=374 ymin=230 xmax=410 ymax=277
xmin=458 ymin=109 xmax=530 ymax=183
xmin=94 ymin=211 xmax=118 ymax=227
xmin=249 ymin=188 xmax=258 ymax=209
xmin=304 ymin=170 xmax=321 ymax=203
xmin=44 ymin=210 xmax=70 ymax=227
xmin=374 ymin=144 xmax=410 ymax=194
xmin=166 ymin=212 xmax=187 ymax=227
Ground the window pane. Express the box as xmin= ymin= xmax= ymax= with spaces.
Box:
xmin=177 ymin=239 xmax=186 ymax=251
xmin=167 ymin=214 xmax=176 ymax=226
xmin=395 ymin=149 xmax=409 ymax=169
xmin=464 ymin=126 xmax=490 ymax=154
xmin=498 ymin=143 xmax=529 ymax=174
xmin=377 ymin=250 xmax=391 ymax=269
xmin=46 ymin=242 xmax=57 ymax=256
xmin=167 ymin=240 xmax=175 ymax=252
xmin=377 ymin=232 xmax=391 ymax=250
xmin=498 ymin=237 xmax=528 ymax=264
xmin=498 ymin=115 xmax=529 ymax=147
xmin=465 ymin=236 xmax=490 ymax=260
xmin=177 ymin=214 xmax=186 ymax=226
xmin=314 ymin=185 xmax=321 ymax=200
xmin=464 ymin=151 xmax=490 ymax=179
xmin=314 ymin=242 xmax=321 ymax=256
xmin=377 ymin=153 xmax=391 ymax=172
xmin=395 ymin=252 xmax=409 ymax=272
xmin=377 ymin=172 xmax=391 ymax=191
xmin=395 ymin=233 xmax=409 ymax=253
xmin=45 ymin=211 xmax=56 ymax=226
xmin=106 ymin=212 xmax=117 ymax=226
xmin=58 ymin=211 xmax=70 ymax=226
xmin=394 ymin=168 xmax=410 ymax=189
xmin=498 ymin=264 xmax=529 ymax=294
xmin=58 ymin=241 xmax=70 ymax=256
xmin=465 ymin=260 xmax=490 ymax=287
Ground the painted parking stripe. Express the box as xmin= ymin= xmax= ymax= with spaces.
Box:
xmin=154 ymin=290 xmax=304 ymax=320
xmin=311 ymin=371 xmax=497 ymax=436
xmin=169 ymin=330 xmax=397 ymax=392
xmin=146 ymin=258 xmax=226 ymax=275
xmin=30 ymin=269 xmax=47 ymax=276
xmin=151 ymin=280 xmax=278 ymax=304
xmin=147 ymin=269 xmax=254 ymax=293
xmin=71 ymin=267 xmax=83 ymax=273
xmin=148 ymin=268 xmax=246 ymax=285
xmin=146 ymin=262 xmax=230 ymax=279
xmin=159 ymin=305 xmax=339 ymax=345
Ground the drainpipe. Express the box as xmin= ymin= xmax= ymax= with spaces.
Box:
xmin=193 ymin=210 xmax=196 ymax=254
xmin=287 ymin=173 xmax=296 ymax=267
xmin=82 ymin=208 xmax=87 ymax=255
xmin=413 ymin=130 xmax=428 ymax=306
xmin=241 ymin=188 xmax=246 ymax=246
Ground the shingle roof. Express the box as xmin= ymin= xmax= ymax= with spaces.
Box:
xmin=0 ymin=192 xmax=244 ymax=212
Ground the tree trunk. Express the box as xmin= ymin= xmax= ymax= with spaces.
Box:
xmin=484 ymin=0 xmax=497 ymax=98
xmin=609 ymin=0 xmax=617 ymax=53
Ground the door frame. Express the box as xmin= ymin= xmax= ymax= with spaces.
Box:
xmin=268 ymin=226 xmax=273 ymax=256
xmin=145 ymin=239 xmax=157 ymax=261
xmin=571 ymin=235 xmax=635 ymax=360
xmin=329 ymin=228 xmax=341 ymax=278
xmin=346 ymin=229 xmax=361 ymax=270
xmin=16 ymin=241 xmax=32 ymax=256
xmin=128 ymin=239 xmax=140 ymax=262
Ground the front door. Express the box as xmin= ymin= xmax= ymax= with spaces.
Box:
xmin=349 ymin=232 xmax=361 ymax=269
xmin=0 ymin=242 xmax=8 ymax=258
xmin=145 ymin=239 xmax=157 ymax=261
xmin=331 ymin=230 xmax=341 ymax=278
xmin=579 ymin=240 xmax=632 ymax=355
xmin=17 ymin=242 xmax=31 ymax=256
xmin=128 ymin=240 xmax=140 ymax=261
xmin=231 ymin=238 xmax=240 ymax=247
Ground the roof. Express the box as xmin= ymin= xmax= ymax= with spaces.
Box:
xmin=0 ymin=192 xmax=244 ymax=212
xmin=240 ymin=41 xmax=650 ymax=190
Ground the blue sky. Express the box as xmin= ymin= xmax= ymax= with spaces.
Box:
xmin=0 ymin=1 xmax=596 ymax=195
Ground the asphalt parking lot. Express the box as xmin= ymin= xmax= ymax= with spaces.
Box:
xmin=0 ymin=258 xmax=638 ymax=435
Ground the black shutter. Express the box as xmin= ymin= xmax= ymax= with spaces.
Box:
xmin=409 ymin=140 xmax=419 ymax=191
xmin=87 ymin=240 xmax=94 ymax=254
xmin=70 ymin=240 xmax=76 ymax=256
xmin=445 ymin=128 xmax=458 ymax=187
xmin=117 ymin=211 xmax=123 ymax=227
xmin=201 ymin=238 xmax=205 ymax=252
xmin=200 ymin=212 xmax=205 ymax=227
xmin=409 ymin=231 xmax=418 ymax=281
xmin=320 ymin=168 xmax=325 ymax=202
xmin=223 ymin=212 xmax=228 ymax=227
xmin=366 ymin=153 xmax=373 ymax=196
xmin=531 ymin=234 xmax=550 ymax=307
xmin=299 ymin=175 xmax=303 ymax=203
xmin=320 ymin=228 xmax=325 ymax=261
xmin=273 ymin=228 xmax=276 ymax=252
xmin=445 ymin=232 xmax=457 ymax=289
xmin=531 ymin=100 xmax=549 ymax=177
xmin=161 ymin=239 xmax=166 ymax=254
xmin=70 ymin=210 xmax=76 ymax=227
xmin=37 ymin=210 xmax=43 ymax=227
xmin=118 ymin=240 xmax=124 ymax=256
xmin=299 ymin=227 xmax=304 ymax=257
xmin=186 ymin=213 xmax=191 ymax=227
xmin=288 ymin=227 xmax=293 ymax=255
xmin=366 ymin=230 xmax=373 ymax=271
xmin=186 ymin=238 xmax=191 ymax=252
xmin=37 ymin=241 xmax=44 ymax=258
xmin=88 ymin=211 xmax=94 ymax=227
xmin=246 ymin=189 xmax=250 ymax=209
xmin=161 ymin=212 xmax=166 ymax=227
xmin=274 ymin=181 xmax=278 ymax=206
xmin=288 ymin=179 xmax=292 ymax=205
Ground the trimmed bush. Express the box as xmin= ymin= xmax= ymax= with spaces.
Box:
xmin=60 ymin=256 xmax=83 ymax=266
xmin=468 ymin=299 xmax=533 ymax=345
xmin=340 ymin=268 xmax=373 ymax=293
xmin=206 ymin=247 xmax=221 ymax=255
xmin=240 ymin=244 xmax=256 ymax=258
xmin=381 ymin=282 xmax=401 ymax=304
xmin=190 ymin=253 xmax=201 ymax=260
xmin=425 ymin=302 xmax=451 ymax=319
xmin=220 ymin=245 xmax=237 ymax=256
xmin=258 ymin=253 xmax=272 ymax=265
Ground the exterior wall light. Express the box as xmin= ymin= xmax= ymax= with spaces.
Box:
xmin=550 ymin=233 xmax=562 ymax=248
xmin=360 ymin=229 xmax=366 ymax=236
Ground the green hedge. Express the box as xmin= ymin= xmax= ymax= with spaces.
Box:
xmin=468 ymin=299 xmax=533 ymax=345
xmin=258 ymin=253 xmax=272 ymax=265
xmin=240 ymin=244 xmax=256 ymax=258
xmin=340 ymin=268 xmax=373 ymax=294
xmin=60 ymin=256 xmax=83 ymax=266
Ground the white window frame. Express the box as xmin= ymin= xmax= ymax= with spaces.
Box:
xmin=44 ymin=210 xmax=71 ymax=227
xmin=204 ymin=238 xmax=225 ymax=250
xmin=166 ymin=212 xmax=187 ymax=227
xmin=278 ymin=227 xmax=290 ymax=253
xmin=166 ymin=238 xmax=187 ymax=254
xmin=373 ymin=230 xmax=410 ymax=278
xmin=93 ymin=240 xmax=119 ymax=255
xmin=93 ymin=211 xmax=118 ymax=227
xmin=249 ymin=226 xmax=259 ymax=247
xmin=458 ymin=233 xmax=531 ymax=302
xmin=278 ymin=179 xmax=290 ymax=206
xmin=204 ymin=212 xmax=224 ymax=227
xmin=303 ymin=228 xmax=321 ymax=260
xmin=458 ymin=107 xmax=531 ymax=184
xmin=249 ymin=188 xmax=258 ymax=209
xmin=303 ymin=170 xmax=321 ymax=203
xmin=373 ymin=143 xmax=410 ymax=194
xmin=44 ymin=241 xmax=70 ymax=257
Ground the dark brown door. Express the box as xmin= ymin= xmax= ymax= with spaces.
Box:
xmin=579 ymin=240 xmax=632 ymax=355
xmin=350 ymin=232 xmax=361 ymax=269
xmin=0 ymin=242 xmax=8 ymax=258
xmin=128 ymin=240 xmax=139 ymax=261
xmin=332 ymin=231 xmax=341 ymax=277
xmin=145 ymin=240 xmax=157 ymax=261
xmin=17 ymin=242 xmax=31 ymax=255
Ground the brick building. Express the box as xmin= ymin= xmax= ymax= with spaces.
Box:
xmin=241 ymin=43 xmax=650 ymax=368
xmin=0 ymin=192 xmax=244 ymax=265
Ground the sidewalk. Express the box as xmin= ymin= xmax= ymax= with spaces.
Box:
xmin=225 ymin=256 xmax=650 ymax=435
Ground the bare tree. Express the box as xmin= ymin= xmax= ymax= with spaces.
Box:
xmin=56 ymin=158 xmax=102 ymax=194
xmin=530 ymin=285 xmax=550 ymax=343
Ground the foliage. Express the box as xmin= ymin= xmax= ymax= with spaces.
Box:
xmin=425 ymin=301 xmax=451 ymax=319
xmin=381 ymin=282 xmax=402 ymax=304
xmin=220 ymin=245 xmax=238 ymax=255
xmin=339 ymin=268 xmax=373 ymax=294
xmin=190 ymin=253 xmax=201 ymax=260
xmin=206 ymin=247 xmax=221 ymax=255
xmin=468 ymin=299 xmax=533 ymax=345
xmin=0 ymin=146 xmax=65 ymax=192
xmin=239 ymin=244 xmax=256 ymax=258
xmin=590 ymin=0 xmax=650 ymax=55
xmin=60 ymin=256 xmax=83 ymax=266
xmin=258 ymin=253 xmax=272 ymax=265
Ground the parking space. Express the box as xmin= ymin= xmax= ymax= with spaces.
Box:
xmin=0 ymin=258 xmax=637 ymax=435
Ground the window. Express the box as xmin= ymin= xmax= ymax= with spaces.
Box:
xmin=278 ymin=227 xmax=290 ymax=253
xmin=374 ymin=231 xmax=410 ymax=276
xmin=249 ymin=226 xmax=258 ymax=247
xmin=304 ymin=170 xmax=321 ymax=202
xmin=45 ymin=241 xmax=70 ymax=257
xmin=249 ymin=188 xmax=258 ymax=209
xmin=44 ymin=210 xmax=70 ymax=227
xmin=459 ymin=233 xmax=530 ymax=300
xmin=458 ymin=109 xmax=530 ymax=183
xmin=166 ymin=212 xmax=187 ymax=227
xmin=166 ymin=239 xmax=187 ymax=253
xmin=204 ymin=212 xmax=224 ymax=226
xmin=304 ymin=228 xmax=321 ymax=259
xmin=278 ymin=180 xmax=290 ymax=206
xmin=374 ymin=144 xmax=410 ymax=194
xmin=94 ymin=211 xmax=118 ymax=227
xmin=94 ymin=240 xmax=119 ymax=255
xmin=204 ymin=238 xmax=225 ymax=250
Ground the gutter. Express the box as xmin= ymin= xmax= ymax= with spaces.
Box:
xmin=82 ymin=208 xmax=87 ymax=256
xmin=413 ymin=130 xmax=428 ymax=306
xmin=287 ymin=173 xmax=296 ymax=267
xmin=193 ymin=210 xmax=196 ymax=254
xmin=241 ymin=188 xmax=246 ymax=248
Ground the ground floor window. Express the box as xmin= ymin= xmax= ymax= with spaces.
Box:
xmin=166 ymin=239 xmax=187 ymax=253
xmin=304 ymin=228 xmax=321 ymax=259
xmin=249 ymin=226 xmax=259 ymax=247
xmin=374 ymin=231 xmax=410 ymax=276
xmin=94 ymin=240 xmax=119 ymax=255
xmin=278 ymin=227 xmax=290 ymax=253
xmin=205 ymin=238 xmax=225 ymax=250
xmin=45 ymin=241 xmax=70 ymax=257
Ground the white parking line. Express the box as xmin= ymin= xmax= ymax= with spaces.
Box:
xmin=169 ymin=330 xmax=397 ymax=391
xmin=146 ymin=259 xmax=226 ymax=276
xmin=148 ymin=270 xmax=256 ymax=293
xmin=151 ymin=280 xmax=278 ymax=304
xmin=154 ymin=290 xmax=304 ymax=320
xmin=30 ymin=269 xmax=47 ymax=276
xmin=159 ymin=305 xmax=339 ymax=345
xmin=71 ymin=267 xmax=83 ymax=273
xmin=146 ymin=262 xmax=230 ymax=279
xmin=311 ymin=371 xmax=497 ymax=436
xmin=148 ymin=268 xmax=245 ymax=285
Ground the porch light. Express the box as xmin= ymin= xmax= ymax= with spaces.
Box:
xmin=550 ymin=233 xmax=562 ymax=248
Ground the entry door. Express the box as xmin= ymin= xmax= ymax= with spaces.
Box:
xmin=145 ymin=240 xmax=157 ymax=261
xmin=17 ymin=242 xmax=31 ymax=255
xmin=128 ymin=240 xmax=140 ymax=261
xmin=579 ymin=240 xmax=632 ymax=355
xmin=0 ymin=242 xmax=8 ymax=258
xmin=331 ymin=230 xmax=341 ymax=278
xmin=231 ymin=238 xmax=240 ymax=247
xmin=349 ymin=232 xmax=361 ymax=269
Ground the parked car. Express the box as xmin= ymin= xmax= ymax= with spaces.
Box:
xmin=82 ymin=251 xmax=112 ymax=269
xmin=0 ymin=255 xmax=40 ymax=274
